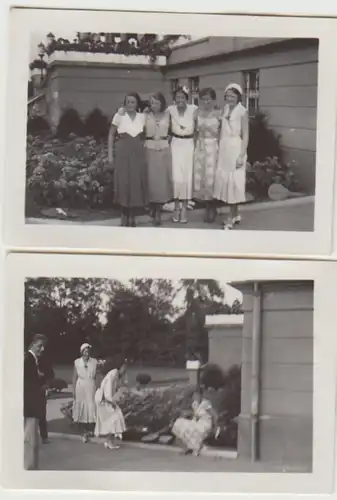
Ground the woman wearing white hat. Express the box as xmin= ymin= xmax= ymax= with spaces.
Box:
xmin=213 ymin=83 xmax=249 ymax=229
xmin=72 ymin=343 xmax=98 ymax=443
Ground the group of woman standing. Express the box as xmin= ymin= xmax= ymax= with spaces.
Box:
xmin=108 ymin=82 xmax=249 ymax=229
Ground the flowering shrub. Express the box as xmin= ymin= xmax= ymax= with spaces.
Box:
xmin=61 ymin=365 xmax=241 ymax=448
xmin=246 ymin=157 xmax=299 ymax=199
xmin=26 ymin=133 xmax=114 ymax=210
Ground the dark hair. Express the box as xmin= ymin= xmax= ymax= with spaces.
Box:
xmin=225 ymin=87 xmax=242 ymax=103
xmin=199 ymin=87 xmax=216 ymax=100
xmin=173 ymin=86 xmax=189 ymax=100
xmin=124 ymin=92 xmax=142 ymax=111
xmin=29 ymin=334 xmax=48 ymax=348
xmin=149 ymin=92 xmax=167 ymax=112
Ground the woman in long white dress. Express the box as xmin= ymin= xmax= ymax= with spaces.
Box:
xmin=94 ymin=358 xmax=127 ymax=450
xmin=72 ymin=343 xmax=98 ymax=443
xmin=213 ymin=83 xmax=249 ymax=230
xmin=168 ymin=86 xmax=197 ymax=223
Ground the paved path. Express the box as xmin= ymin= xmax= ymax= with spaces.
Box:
xmin=39 ymin=436 xmax=307 ymax=472
xmin=27 ymin=197 xmax=314 ymax=232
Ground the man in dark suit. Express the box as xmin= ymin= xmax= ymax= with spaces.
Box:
xmin=24 ymin=334 xmax=48 ymax=470
xmin=38 ymin=354 xmax=54 ymax=444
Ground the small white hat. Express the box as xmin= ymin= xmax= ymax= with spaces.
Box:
xmin=80 ymin=343 xmax=91 ymax=353
xmin=224 ymin=83 xmax=243 ymax=95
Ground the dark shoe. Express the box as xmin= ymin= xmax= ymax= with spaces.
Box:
xmin=42 ymin=438 xmax=50 ymax=444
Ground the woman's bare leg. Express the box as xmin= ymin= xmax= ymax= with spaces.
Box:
xmin=180 ymin=201 xmax=188 ymax=223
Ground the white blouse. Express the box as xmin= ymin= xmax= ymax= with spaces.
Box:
xmin=112 ymin=112 xmax=145 ymax=137
xmin=168 ymin=104 xmax=197 ymax=136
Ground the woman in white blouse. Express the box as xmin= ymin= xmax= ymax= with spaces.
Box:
xmin=108 ymin=93 xmax=148 ymax=227
xmin=167 ymin=86 xmax=198 ymax=224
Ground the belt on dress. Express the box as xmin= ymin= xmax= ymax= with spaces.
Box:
xmin=145 ymin=136 xmax=168 ymax=140
xmin=171 ymin=132 xmax=194 ymax=139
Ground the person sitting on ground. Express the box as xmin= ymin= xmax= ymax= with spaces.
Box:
xmin=172 ymin=387 xmax=218 ymax=456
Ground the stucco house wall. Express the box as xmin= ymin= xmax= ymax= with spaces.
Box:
xmin=233 ymin=280 xmax=313 ymax=468
xmin=165 ymin=38 xmax=318 ymax=193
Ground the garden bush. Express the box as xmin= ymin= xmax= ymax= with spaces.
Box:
xmin=26 ymin=133 xmax=114 ymax=210
xmin=83 ymin=108 xmax=109 ymax=140
xmin=248 ymin=111 xmax=283 ymax=164
xmin=246 ymin=156 xmax=299 ymax=199
xmin=61 ymin=364 xmax=241 ymax=448
xmin=27 ymin=116 xmax=50 ymax=135
xmin=57 ymin=108 xmax=85 ymax=139
xmin=136 ymin=373 xmax=152 ymax=386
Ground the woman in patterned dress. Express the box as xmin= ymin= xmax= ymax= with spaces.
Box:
xmin=213 ymin=83 xmax=249 ymax=230
xmin=108 ymin=92 xmax=147 ymax=227
xmin=172 ymin=388 xmax=217 ymax=456
xmin=167 ymin=86 xmax=198 ymax=224
xmin=72 ymin=343 xmax=98 ymax=443
xmin=144 ymin=92 xmax=173 ymax=226
xmin=193 ymin=88 xmax=221 ymax=223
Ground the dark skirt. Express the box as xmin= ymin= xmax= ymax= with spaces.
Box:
xmin=146 ymin=147 xmax=173 ymax=204
xmin=114 ymin=134 xmax=148 ymax=208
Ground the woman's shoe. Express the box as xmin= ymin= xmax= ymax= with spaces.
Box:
xmin=223 ymin=219 xmax=234 ymax=230
xmin=232 ymin=215 xmax=242 ymax=225
xmin=82 ymin=435 xmax=89 ymax=444
xmin=104 ymin=442 xmax=120 ymax=450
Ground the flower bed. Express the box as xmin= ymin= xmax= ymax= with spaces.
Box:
xmin=26 ymin=133 xmax=114 ymax=211
xmin=61 ymin=376 xmax=240 ymax=449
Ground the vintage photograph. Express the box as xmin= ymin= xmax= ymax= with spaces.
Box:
xmin=23 ymin=276 xmax=314 ymax=474
xmin=2 ymin=254 xmax=337 ymax=493
xmin=4 ymin=10 xmax=337 ymax=254
xmin=26 ymin=32 xmax=317 ymax=232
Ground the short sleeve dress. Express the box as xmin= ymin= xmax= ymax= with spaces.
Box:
xmin=193 ymin=110 xmax=221 ymax=201
xmin=144 ymin=112 xmax=173 ymax=204
xmin=112 ymin=112 xmax=148 ymax=209
xmin=168 ymin=104 xmax=197 ymax=201
xmin=213 ymin=102 xmax=247 ymax=204
xmin=72 ymin=357 xmax=97 ymax=424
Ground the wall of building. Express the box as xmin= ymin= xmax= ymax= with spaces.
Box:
xmin=165 ymin=39 xmax=318 ymax=193
xmin=206 ymin=315 xmax=243 ymax=372
xmin=46 ymin=62 xmax=169 ymax=122
xmin=41 ymin=39 xmax=317 ymax=192
xmin=234 ymin=280 xmax=313 ymax=468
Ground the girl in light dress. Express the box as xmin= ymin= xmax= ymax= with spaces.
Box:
xmin=193 ymin=87 xmax=221 ymax=223
xmin=108 ymin=92 xmax=148 ymax=227
xmin=72 ymin=343 xmax=98 ymax=443
xmin=144 ymin=93 xmax=173 ymax=226
xmin=213 ymin=83 xmax=249 ymax=230
xmin=172 ymin=388 xmax=218 ymax=456
xmin=94 ymin=357 xmax=127 ymax=450
xmin=167 ymin=86 xmax=198 ymax=224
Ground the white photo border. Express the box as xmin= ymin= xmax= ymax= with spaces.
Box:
xmin=3 ymin=9 xmax=337 ymax=256
xmin=1 ymin=253 xmax=337 ymax=493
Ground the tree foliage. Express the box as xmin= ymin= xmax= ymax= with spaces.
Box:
xmin=25 ymin=278 xmax=242 ymax=365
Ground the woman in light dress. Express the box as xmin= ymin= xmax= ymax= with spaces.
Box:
xmin=213 ymin=83 xmax=249 ymax=230
xmin=193 ymin=88 xmax=221 ymax=223
xmin=108 ymin=92 xmax=147 ymax=227
xmin=144 ymin=93 xmax=173 ymax=226
xmin=72 ymin=343 xmax=98 ymax=443
xmin=94 ymin=357 xmax=127 ymax=450
xmin=167 ymin=86 xmax=198 ymax=224
xmin=172 ymin=388 xmax=217 ymax=456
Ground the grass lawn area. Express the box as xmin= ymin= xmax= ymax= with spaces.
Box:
xmin=54 ymin=365 xmax=189 ymax=387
